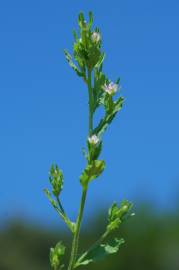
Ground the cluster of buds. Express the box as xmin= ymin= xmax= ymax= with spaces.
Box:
xmin=50 ymin=242 xmax=65 ymax=270
xmin=107 ymin=201 xmax=133 ymax=232
xmin=49 ymin=165 xmax=64 ymax=198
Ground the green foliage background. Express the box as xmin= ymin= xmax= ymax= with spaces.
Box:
xmin=0 ymin=204 xmax=179 ymax=270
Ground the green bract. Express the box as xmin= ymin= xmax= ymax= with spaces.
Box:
xmin=44 ymin=11 xmax=133 ymax=270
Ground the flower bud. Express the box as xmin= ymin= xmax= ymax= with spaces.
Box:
xmin=91 ymin=32 xmax=101 ymax=43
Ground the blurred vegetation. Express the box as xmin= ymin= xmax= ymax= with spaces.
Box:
xmin=0 ymin=204 xmax=179 ymax=270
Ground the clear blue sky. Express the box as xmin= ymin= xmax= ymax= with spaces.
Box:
xmin=0 ymin=0 xmax=179 ymax=226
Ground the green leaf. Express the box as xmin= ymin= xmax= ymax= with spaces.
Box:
xmin=74 ymin=238 xmax=124 ymax=268
xmin=87 ymin=140 xmax=102 ymax=162
xmin=113 ymin=96 xmax=124 ymax=114
xmin=94 ymin=97 xmax=124 ymax=136
xmin=78 ymin=12 xmax=85 ymax=29
xmin=93 ymin=70 xmax=107 ymax=111
xmin=88 ymin=11 xmax=93 ymax=29
xmin=103 ymin=94 xmax=114 ymax=113
xmin=64 ymin=49 xmax=84 ymax=77
xmin=94 ymin=52 xmax=105 ymax=69
xmin=80 ymin=160 xmax=105 ymax=188
xmin=50 ymin=241 xmax=65 ymax=270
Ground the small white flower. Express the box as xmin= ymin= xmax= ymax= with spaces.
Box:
xmin=102 ymin=82 xmax=118 ymax=95
xmin=88 ymin=134 xmax=100 ymax=145
xmin=91 ymin=32 xmax=101 ymax=43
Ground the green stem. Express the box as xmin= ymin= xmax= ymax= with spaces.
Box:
xmin=87 ymin=68 xmax=93 ymax=135
xmin=67 ymin=68 xmax=94 ymax=270
xmin=67 ymin=188 xmax=88 ymax=270
xmin=57 ymin=197 xmax=65 ymax=214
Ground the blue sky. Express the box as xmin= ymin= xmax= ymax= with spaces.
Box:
xmin=0 ymin=0 xmax=179 ymax=226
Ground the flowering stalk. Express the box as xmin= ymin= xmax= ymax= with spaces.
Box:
xmin=44 ymin=11 xmax=133 ymax=270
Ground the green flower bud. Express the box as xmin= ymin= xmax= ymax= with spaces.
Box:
xmin=50 ymin=242 xmax=65 ymax=270
xmin=49 ymin=165 xmax=64 ymax=198
xmin=91 ymin=32 xmax=101 ymax=43
xmin=107 ymin=201 xmax=133 ymax=232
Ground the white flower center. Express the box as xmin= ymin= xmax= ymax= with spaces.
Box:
xmin=88 ymin=134 xmax=100 ymax=145
xmin=102 ymin=82 xmax=118 ymax=95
